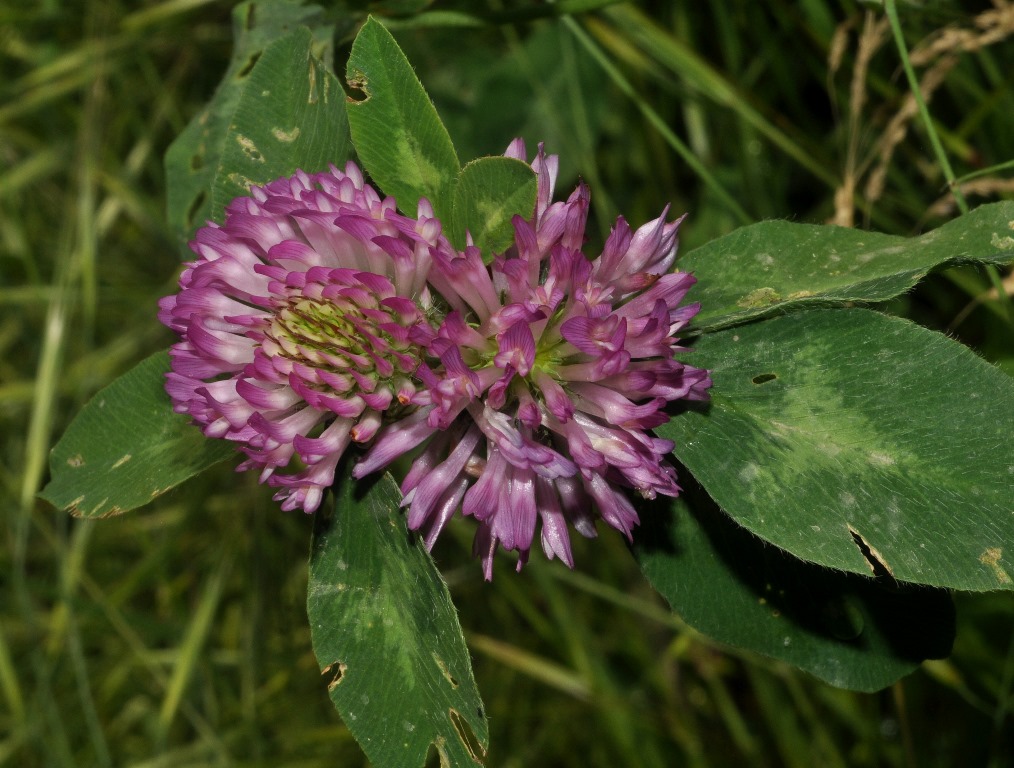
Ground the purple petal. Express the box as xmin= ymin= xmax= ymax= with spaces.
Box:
xmin=494 ymin=321 xmax=536 ymax=376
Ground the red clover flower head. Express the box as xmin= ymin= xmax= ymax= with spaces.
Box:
xmin=355 ymin=140 xmax=711 ymax=579
xmin=159 ymin=163 xmax=447 ymax=513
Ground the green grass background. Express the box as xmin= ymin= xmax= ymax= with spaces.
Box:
xmin=2 ymin=1 xmax=1012 ymax=765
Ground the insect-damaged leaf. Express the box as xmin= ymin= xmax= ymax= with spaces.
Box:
xmin=664 ymin=308 xmax=1014 ymax=591
xmin=308 ymin=472 xmax=487 ymax=768
xmin=212 ymin=26 xmax=351 ymax=217
xmin=634 ymin=482 xmax=954 ymax=692
xmin=165 ymin=1 xmax=345 ymax=251
xmin=344 ymin=17 xmax=460 ymax=221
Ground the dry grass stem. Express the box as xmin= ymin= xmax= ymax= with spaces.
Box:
xmin=910 ymin=1 xmax=1014 ymax=66
xmin=865 ymin=54 xmax=957 ymax=205
xmin=929 ymin=177 xmax=1014 ymax=218
xmin=830 ymin=12 xmax=889 ymax=226
xmin=831 ymin=2 xmax=1014 ymax=223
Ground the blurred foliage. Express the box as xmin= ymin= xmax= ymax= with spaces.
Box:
xmin=2 ymin=0 xmax=1012 ymax=766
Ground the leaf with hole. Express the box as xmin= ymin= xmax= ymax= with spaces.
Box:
xmin=664 ymin=308 xmax=1014 ymax=591
xmin=345 ymin=17 xmax=460 ymax=221
xmin=308 ymin=471 xmax=487 ymax=768
xmin=165 ymin=0 xmax=337 ymax=251
xmin=212 ymin=27 xmax=351 ymax=216
xmin=634 ymin=482 xmax=954 ymax=691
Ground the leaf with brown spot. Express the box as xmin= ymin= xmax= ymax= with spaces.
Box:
xmin=344 ymin=17 xmax=460 ymax=221
xmin=663 ymin=309 xmax=1014 ymax=591
xmin=308 ymin=471 xmax=487 ymax=767
xmin=165 ymin=1 xmax=341 ymax=251
xmin=211 ymin=27 xmax=351 ymax=217
xmin=682 ymin=201 xmax=1014 ymax=331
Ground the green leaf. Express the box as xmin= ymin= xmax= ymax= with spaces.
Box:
xmin=634 ymin=483 xmax=954 ymax=691
xmin=345 ymin=17 xmax=460 ymax=220
xmin=681 ymin=202 xmax=1014 ymax=331
xmin=165 ymin=0 xmax=337 ymax=250
xmin=212 ymin=27 xmax=351 ymax=216
xmin=308 ymin=472 xmax=487 ymax=768
xmin=663 ymin=308 xmax=1014 ymax=591
xmin=39 ymin=352 xmax=235 ymax=518
xmin=450 ymin=156 xmax=536 ymax=255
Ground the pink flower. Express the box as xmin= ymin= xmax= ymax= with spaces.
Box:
xmin=159 ymin=164 xmax=450 ymax=513
xmin=356 ymin=141 xmax=711 ymax=578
